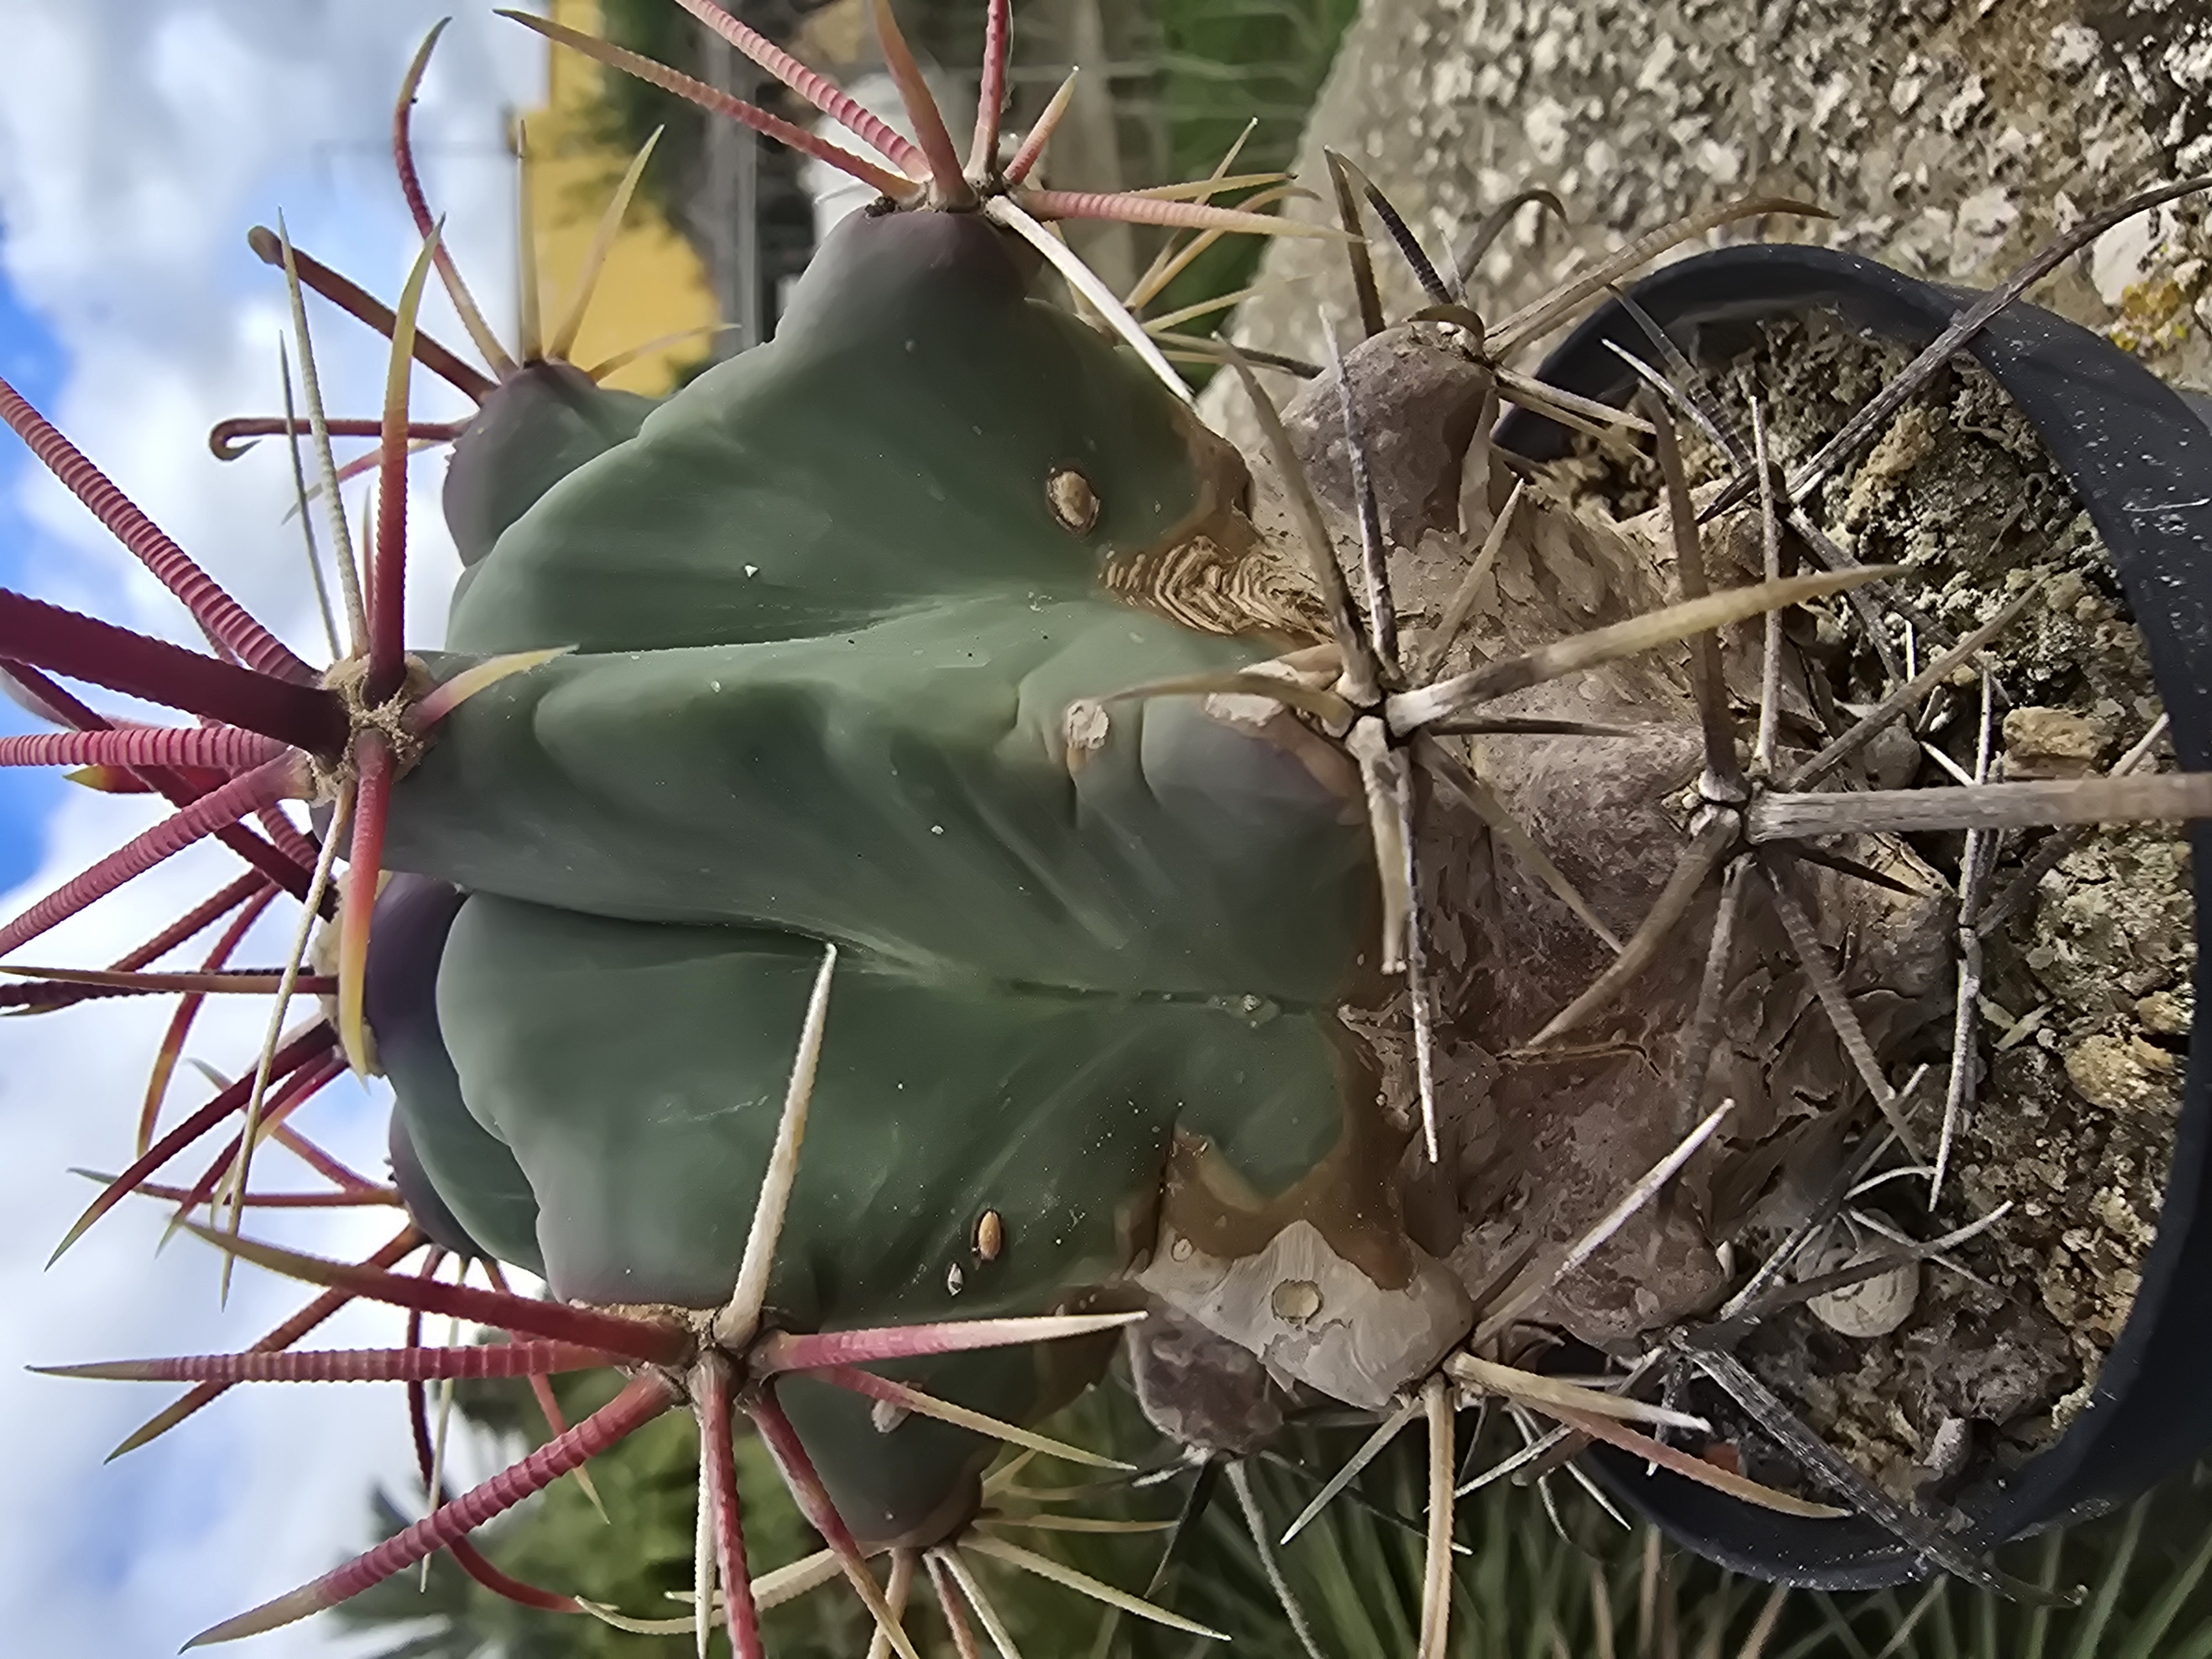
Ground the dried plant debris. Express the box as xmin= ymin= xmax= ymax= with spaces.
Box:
xmin=1522 ymin=310 xmax=2188 ymax=1504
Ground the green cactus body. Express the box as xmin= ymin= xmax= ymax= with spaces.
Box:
xmin=392 ymin=599 xmax=1366 ymax=998
xmin=441 ymin=358 xmax=654 ymax=571
xmin=445 ymin=212 xmax=1217 ymax=655
xmin=365 ymin=874 xmax=545 ymax=1275
xmin=434 ymin=891 xmax=1365 ymax=1538
xmin=380 ymin=207 xmax=1396 ymax=1543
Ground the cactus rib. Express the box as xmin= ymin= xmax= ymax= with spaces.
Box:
xmin=35 ymin=1340 xmax=613 ymax=1386
xmin=187 ymin=1373 xmax=677 ymax=1646
xmin=498 ymin=11 xmax=917 ymax=201
xmin=750 ymin=1390 xmax=926 ymax=1659
xmin=248 ymin=226 xmax=494 ymax=402
xmin=392 ymin=20 xmax=517 ymax=379
xmin=0 ymin=375 xmax=312 ymax=681
xmin=175 ymin=1220 xmax=688 ymax=1363
xmin=0 ymin=758 xmax=304 ymax=958
xmin=0 ymin=589 xmax=346 ymax=752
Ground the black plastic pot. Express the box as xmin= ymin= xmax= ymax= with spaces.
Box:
xmin=1495 ymin=244 xmax=2212 ymax=1588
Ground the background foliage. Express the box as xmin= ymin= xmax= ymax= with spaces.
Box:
xmin=588 ymin=0 xmax=1358 ymax=338
xmin=341 ymin=1366 xmax=2212 ymax=1657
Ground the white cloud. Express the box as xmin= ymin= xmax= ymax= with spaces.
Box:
xmin=0 ymin=4 xmax=552 ymax=1653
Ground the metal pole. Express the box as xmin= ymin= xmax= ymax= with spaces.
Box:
xmin=735 ymin=59 xmax=761 ymax=348
xmin=703 ymin=35 xmax=745 ymax=356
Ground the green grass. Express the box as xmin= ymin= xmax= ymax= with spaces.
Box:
xmin=341 ymin=1370 xmax=2212 ymax=1658
xmin=584 ymin=0 xmax=1358 ymax=347
xmin=1142 ymin=0 xmax=1358 ymax=325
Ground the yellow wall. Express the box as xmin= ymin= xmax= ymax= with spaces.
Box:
xmin=523 ymin=0 xmax=720 ymax=394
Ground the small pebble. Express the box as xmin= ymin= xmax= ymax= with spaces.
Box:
xmin=2065 ymin=1033 xmax=2179 ymax=1112
xmin=2136 ymin=990 xmax=2191 ymax=1037
xmin=1808 ymin=1244 xmax=1919 ymax=1338
xmin=2002 ymin=706 xmax=2111 ymax=778
xmin=1920 ymin=1415 xmax=1972 ymax=1487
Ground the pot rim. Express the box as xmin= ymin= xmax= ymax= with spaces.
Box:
xmin=1496 ymin=241 xmax=2212 ymax=1588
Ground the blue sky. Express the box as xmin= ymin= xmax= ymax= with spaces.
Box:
xmin=0 ymin=6 xmax=540 ymax=1653
xmin=0 ymin=258 xmax=68 ymax=892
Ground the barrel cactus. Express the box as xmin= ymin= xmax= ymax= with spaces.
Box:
xmin=7 ymin=0 xmax=2211 ymax=1650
